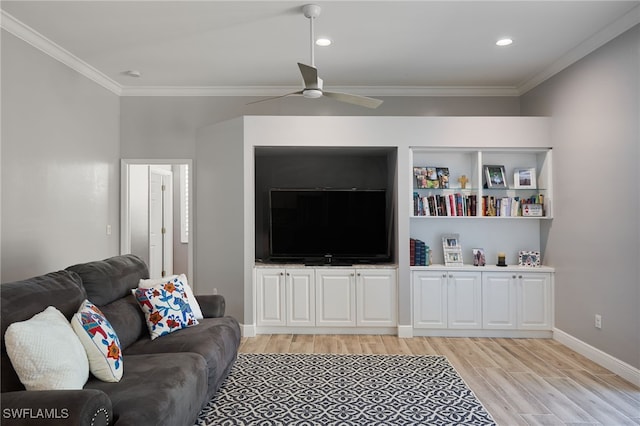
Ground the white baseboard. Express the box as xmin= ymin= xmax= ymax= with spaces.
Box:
xmin=241 ymin=323 xmax=256 ymax=338
xmin=397 ymin=325 xmax=414 ymax=338
xmin=553 ymin=328 xmax=640 ymax=387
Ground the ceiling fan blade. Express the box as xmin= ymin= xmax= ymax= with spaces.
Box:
xmin=323 ymin=91 xmax=383 ymax=109
xmin=246 ymin=91 xmax=303 ymax=106
xmin=298 ymin=63 xmax=320 ymax=89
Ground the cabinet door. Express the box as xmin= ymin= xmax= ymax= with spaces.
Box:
xmin=286 ymin=269 xmax=315 ymax=327
xmin=356 ymin=269 xmax=397 ymax=326
xmin=518 ymin=273 xmax=552 ymax=330
xmin=255 ymin=269 xmax=286 ymax=326
xmin=315 ymin=269 xmax=356 ymax=327
xmin=447 ymin=272 xmax=482 ymax=329
xmin=482 ymin=273 xmax=517 ymax=329
xmin=412 ymin=271 xmax=447 ymax=328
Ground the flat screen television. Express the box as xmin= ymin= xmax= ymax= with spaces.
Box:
xmin=269 ymin=188 xmax=390 ymax=264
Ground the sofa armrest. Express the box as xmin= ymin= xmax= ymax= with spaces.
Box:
xmin=195 ymin=294 xmax=226 ymax=318
xmin=1 ymin=389 xmax=111 ymax=426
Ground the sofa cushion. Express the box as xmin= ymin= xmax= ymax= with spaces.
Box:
xmin=1 ymin=270 xmax=87 ymax=393
xmin=71 ymin=300 xmax=123 ymax=382
xmin=67 ymin=254 xmax=149 ymax=306
xmin=84 ymin=352 xmax=208 ymax=426
xmin=97 ymin=295 xmax=147 ymax=350
xmin=133 ymin=280 xmax=199 ymax=340
xmin=125 ymin=316 xmax=241 ymax=399
xmin=5 ymin=306 xmax=90 ymax=390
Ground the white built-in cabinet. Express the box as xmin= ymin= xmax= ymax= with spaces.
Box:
xmin=483 ymin=271 xmax=552 ymax=330
xmin=413 ymin=271 xmax=482 ymax=329
xmin=413 ymin=268 xmax=553 ymax=336
xmin=256 ymin=266 xmax=397 ymax=331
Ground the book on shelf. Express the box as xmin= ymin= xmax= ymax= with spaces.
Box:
xmin=409 ymin=238 xmax=430 ymax=266
xmin=413 ymin=193 xmax=477 ymax=217
xmin=481 ymin=194 xmax=545 ymax=217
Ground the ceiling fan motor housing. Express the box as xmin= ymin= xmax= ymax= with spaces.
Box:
xmin=302 ymin=4 xmax=321 ymax=19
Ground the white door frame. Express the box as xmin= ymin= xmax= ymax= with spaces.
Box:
xmin=121 ymin=159 xmax=194 ymax=285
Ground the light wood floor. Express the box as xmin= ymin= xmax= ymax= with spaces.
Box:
xmin=240 ymin=335 xmax=640 ymax=425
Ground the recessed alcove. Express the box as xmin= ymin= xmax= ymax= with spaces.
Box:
xmin=254 ymin=146 xmax=398 ymax=263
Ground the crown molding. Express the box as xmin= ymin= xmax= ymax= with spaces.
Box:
xmin=119 ymin=85 xmax=520 ymax=97
xmin=1 ymin=10 xmax=122 ymax=95
xmin=517 ymin=4 xmax=640 ymax=95
xmin=3 ymin=5 xmax=637 ymax=99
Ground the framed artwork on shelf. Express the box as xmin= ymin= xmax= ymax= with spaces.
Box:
xmin=414 ymin=167 xmax=439 ymax=188
xmin=442 ymin=233 xmax=463 ymax=266
xmin=484 ymin=165 xmax=507 ymax=188
xmin=514 ymin=167 xmax=537 ymax=189
xmin=472 ymin=248 xmax=486 ymax=266
xmin=518 ymin=250 xmax=541 ymax=267
xmin=442 ymin=234 xmax=461 ymax=249
xmin=444 ymin=250 xmax=463 ymax=266
xmin=436 ymin=167 xmax=450 ymax=189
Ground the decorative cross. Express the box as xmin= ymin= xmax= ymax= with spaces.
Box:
xmin=458 ymin=175 xmax=469 ymax=189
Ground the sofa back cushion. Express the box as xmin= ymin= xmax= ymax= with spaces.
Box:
xmin=1 ymin=270 xmax=87 ymax=392
xmin=67 ymin=254 xmax=149 ymax=306
xmin=98 ymin=294 xmax=147 ymax=350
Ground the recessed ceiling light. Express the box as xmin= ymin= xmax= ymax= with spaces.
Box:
xmin=316 ymin=38 xmax=331 ymax=47
xmin=496 ymin=38 xmax=513 ymax=47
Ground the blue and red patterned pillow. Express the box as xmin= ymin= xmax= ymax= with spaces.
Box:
xmin=70 ymin=300 xmax=123 ymax=382
xmin=133 ymin=279 xmax=199 ymax=340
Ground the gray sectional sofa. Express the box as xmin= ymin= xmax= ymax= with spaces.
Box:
xmin=1 ymin=254 xmax=241 ymax=426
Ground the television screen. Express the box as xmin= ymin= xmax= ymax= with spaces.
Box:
xmin=269 ymin=189 xmax=389 ymax=263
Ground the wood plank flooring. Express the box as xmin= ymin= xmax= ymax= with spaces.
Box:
xmin=239 ymin=335 xmax=640 ymax=425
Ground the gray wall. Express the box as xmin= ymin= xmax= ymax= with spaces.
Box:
xmin=120 ymin=96 xmax=520 ymax=159
xmin=521 ymin=25 xmax=640 ymax=368
xmin=1 ymin=31 xmax=120 ymax=282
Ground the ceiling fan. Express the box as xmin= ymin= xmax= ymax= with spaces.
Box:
xmin=249 ymin=4 xmax=383 ymax=109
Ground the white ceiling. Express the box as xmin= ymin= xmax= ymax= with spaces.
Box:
xmin=2 ymin=1 xmax=639 ymax=97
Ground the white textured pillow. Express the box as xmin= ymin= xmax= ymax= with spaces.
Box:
xmin=71 ymin=300 xmax=123 ymax=382
xmin=5 ymin=306 xmax=89 ymax=390
xmin=138 ymin=274 xmax=203 ymax=319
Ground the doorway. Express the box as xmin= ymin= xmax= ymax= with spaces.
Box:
xmin=121 ymin=160 xmax=193 ymax=282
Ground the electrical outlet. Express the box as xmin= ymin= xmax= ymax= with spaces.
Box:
xmin=595 ymin=314 xmax=602 ymax=329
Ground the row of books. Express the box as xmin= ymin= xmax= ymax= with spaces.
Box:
xmin=482 ymin=195 xmax=544 ymax=217
xmin=413 ymin=192 xmax=545 ymax=217
xmin=410 ymin=238 xmax=431 ymax=266
xmin=413 ymin=192 xmax=477 ymax=217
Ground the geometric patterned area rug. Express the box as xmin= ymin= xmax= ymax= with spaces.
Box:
xmin=196 ymin=353 xmax=496 ymax=425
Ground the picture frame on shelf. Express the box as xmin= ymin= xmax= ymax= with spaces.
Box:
xmin=414 ymin=167 xmax=439 ymax=189
xmin=436 ymin=167 xmax=450 ymax=189
xmin=443 ymin=233 xmax=463 ymax=266
xmin=444 ymin=251 xmax=464 ymax=266
xmin=484 ymin=165 xmax=507 ymax=188
xmin=442 ymin=234 xmax=461 ymax=249
xmin=514 ymin=167 xmax=537 ymax=189
xmin=472 ymin=248 xmax=486 ymax=266
xmin=518 ymin=250 xmax=541 ymax=267
xmin=522 ymin=204 xmax=544 ymax=217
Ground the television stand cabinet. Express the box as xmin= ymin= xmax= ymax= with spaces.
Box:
xmin=254 ymin=265 xmax=397 ymax=335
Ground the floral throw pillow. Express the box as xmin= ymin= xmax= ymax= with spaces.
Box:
xmin=70 ymin=300 xmax=123 ymax=382
xmin=134 ymin=280 xmax=199 ymax=340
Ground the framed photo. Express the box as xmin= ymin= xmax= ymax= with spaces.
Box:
xmin=442 ymin=233 xmax=460 ymax=249
xmin=472 ymin=248 xmax=486 ymax=266
xmin=514 ymin=167 xmax=537 ymax=189
xmin=518 ymin=250 xmax=541 ymax=267
xmin=445 ymin=251 xmax=463 ymax=266
xmin=414 ymin=167 xmax=439 ymax=188
xmin=484 ymin=165 xmax=507 ymax=188
xmin=436 ymin=167 xmax=450 ymax=189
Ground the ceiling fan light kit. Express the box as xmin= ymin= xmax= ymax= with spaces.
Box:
xmin=248 ymin=4 xmax=382 ymax=109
